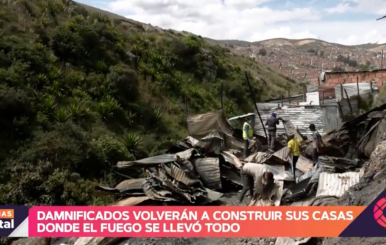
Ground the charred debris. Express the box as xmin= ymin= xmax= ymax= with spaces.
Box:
xmin=94 ymin=101 xmax=386 ymax=208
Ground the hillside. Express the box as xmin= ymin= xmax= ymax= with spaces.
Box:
xmin=0 ymin=0 xmax=300 ymax=211
xmin=211 ymin=38 xmax=386 ymax=85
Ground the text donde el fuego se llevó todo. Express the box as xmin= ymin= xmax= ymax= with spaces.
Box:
xmin=35 ymin=210 xmax=354 ymax=233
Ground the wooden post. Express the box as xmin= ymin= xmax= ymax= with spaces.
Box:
xmin=303 ymin=84 xmax=306 ymax=102
xmin=370 ymin=80 xmax=374 ymax=103
xmin=356 ymin=76 xmax=360 ymax=112
xmin=340 ymin=83 xmax=344 ymax=99
xmin=337 ymin=101 xmax=344 ymax=120
xmin=244 ymin=71 xmax=267 ymax=138
xmin=322 ymin=90 xmax=325 ymax=105
xmin=281 ymin=95 xmax=284 ymax=107
xmin=344 ymin=89 xmax=353 ymax=114
xmin=288 ymin=91 xmax=291 ymax=104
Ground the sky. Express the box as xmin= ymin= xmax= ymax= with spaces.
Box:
xmin=77 ymin=0 xmax=386 ymax=45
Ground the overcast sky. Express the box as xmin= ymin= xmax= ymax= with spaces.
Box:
xmin=77 ymin=0 xmax=386 ymax=45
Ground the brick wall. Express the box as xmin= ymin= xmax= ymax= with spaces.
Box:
xmin=322 ymin=70 xmax=386 ymax=90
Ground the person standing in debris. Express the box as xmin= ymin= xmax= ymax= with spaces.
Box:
xmin=242 ymin=116 xmax=254 ymax=158
xmin=309 ymin=123 xmax=324 ymax=165
xmin=238 ymin=163 xmax=276 ymax=203
xmin=265 ymin=113 xmax=285 ymax=151
xmin=286 ymin=133 xmax=300 ymax=182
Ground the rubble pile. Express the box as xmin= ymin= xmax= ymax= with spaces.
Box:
xmin=17 ymin=103 xmax=386 ymax=245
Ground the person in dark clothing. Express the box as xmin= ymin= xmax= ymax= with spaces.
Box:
xmin=265 ymin=113 xmax=285 ymax=151
xmin=309 ymin=123 xmax=324 ymax=165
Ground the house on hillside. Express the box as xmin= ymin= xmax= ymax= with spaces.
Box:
xmin=319 ymin=69 xmax=386 ymax=91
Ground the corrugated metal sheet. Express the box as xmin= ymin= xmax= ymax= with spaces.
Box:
xmin=265 ymin=164 xmax=295 ymax=181
xmin=175 ymin=149 xmax=196 ymax=160
xmin=316 ymin=171 xmax=364 ymax=197
xmin=117 ymin=154 xmax=176 ymax=168
xmin=272 ymin=148 xmax=313 ymax=173
xmin=254 ymin=106 xmax=324 ymax=137
xmin=115 ymin=178 xmax=145 ymax=191
xmin=321 ymin=106 xmax=342 ymax=132
xmin=192 ymin=158 xmax=222 ymax=190
xmin=220 ymin=166 xmax=242 ymax=186
xmin=220 ymin=151 xmax=243 ymax=169
xmin=256 ymin=103 xmax=279 ymax=109
xmin=162 ymin=163 xmax=202 ymax=187
xmin=307 ymin=84 xmax=318 ymax=92
xmin=187 ymin=111 xmax=222 ymax=139
xmin=296 ymin=156 xmax=314 ymax=173
xmin=334 ymin=83 xmax=372 ymax=100
xmin=339 ymin=98 xmax=358 ymax=115
xmin=266 ymin=94 xmax=304 ymax=105
xmin=245 ymin=152 xmax=287 ymax=165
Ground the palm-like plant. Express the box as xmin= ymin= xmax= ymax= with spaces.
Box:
xmin=120 ymin=132 xmax=143 ymax=155
xmin=96 ymin=95 xmax=121 ymax=121
xmin=66 ymin=97 xmax=91 ymax=120
xmin=40 ymin=94 xmax=57 ymax=114
xmin=53 ymin=107 xmax=72 ymax=123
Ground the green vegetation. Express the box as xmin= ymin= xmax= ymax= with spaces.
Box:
xmin=0 ymin=0 xmax=300 ymax=208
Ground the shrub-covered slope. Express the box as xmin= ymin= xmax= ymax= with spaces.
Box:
xmin=0 ymin=0 xmax=301 ymax=206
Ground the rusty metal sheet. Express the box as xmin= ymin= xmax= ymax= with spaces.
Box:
xmin=115 ymin=178 xmax=145 ymax=191
xmin=296 ymin=156 xmax=313 ymax=173
xmin=245 ymin=152 xmax=287 ymax=165
xmin=265 ymin=164 xmax=293 ymax=181
xmin=161 ymin=163 xmax=202 ymax=187
xmin=94 ymin=178 xmax=146 ymax=196
xmin=187 ymin=111 xmax=223 ymax=139
xmin=273 ymin=147 xmax=290 ymax=160
xmin=193 ymin=158 xmax=222 ymax=190
xmin=185 ymin=136 xmax=199 ymax=146
xmin=273 ymin=148 xmax=313 ymax=173
xmin=220 ymin=151 xmax=243 ymax=169
xmin=117 ymin=154 xmax=176 ymax=168
xmin=316 ymin=170 xmax=364 ymax=197
xmin=175 ymin=148 xmax=196 ymax=160
xmin=220 ymin=166 xmax=242 ymax=186
xmin=274 ymin=237 xmax=311 ymax=245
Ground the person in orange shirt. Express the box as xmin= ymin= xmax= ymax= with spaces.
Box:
xmin=286 ymin=133 xmax=300 ymax=182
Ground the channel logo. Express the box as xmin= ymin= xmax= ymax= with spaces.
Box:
xmin=373 ymin=197 xmax=386 ymax=228
xmin=0 ymin=209 xmax=14 ymax=229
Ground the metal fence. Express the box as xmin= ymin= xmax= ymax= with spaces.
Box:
xmin=320 ymin=105 xmax=342 ymax=132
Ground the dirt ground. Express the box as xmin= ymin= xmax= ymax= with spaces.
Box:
xmin=116 ymin=193 xmax=276 ymax=245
